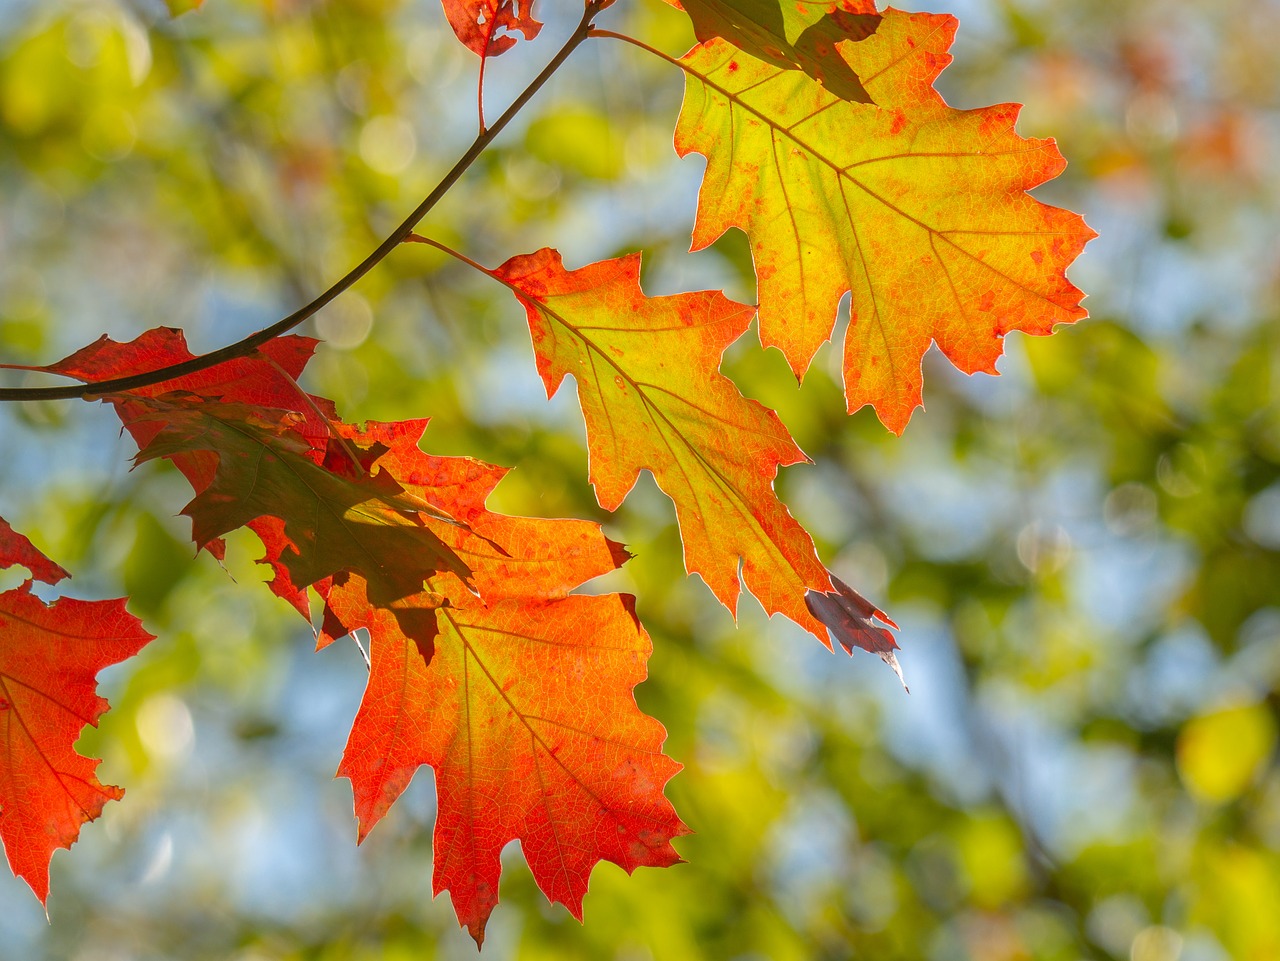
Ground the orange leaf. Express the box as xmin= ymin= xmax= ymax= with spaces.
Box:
xmin=0 ymin=518 xmax=153 ymax=904
xmin=675 ymin=10 xmax=1096 ymax=433
xmin=495 ymin=248 xmax=834 ymax=640
xmin=323 ymin=422 xmax=686 ymax=945
xmin=122 ymin=395 xmax=472 ymax=654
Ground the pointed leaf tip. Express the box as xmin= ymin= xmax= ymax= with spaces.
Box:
xmin=0 ymin=516 xmax=69 ymax=585
xmin=805 ymin=573 xmax=907 ymax=691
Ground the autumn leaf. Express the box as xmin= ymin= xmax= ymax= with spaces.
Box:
xmin=492 ymin=248 xmax=834 ymax=640
xmin=42 ymin=327 xmax=334 ymax=460
xmin=0 ymin=517 xmax=153 ymax=904
xmin=313 ymin=417 xmax=630 ymax=655
xmin=122 ymin=394 xmax=472 ymax=654
xmin=37 ymin=328 xmax=337 ymax=616
xmin=805 ymin=573 xmax=906 ymax=690
xmin=675 ymin=9 xmax=1096 ymax=433
xmin=319 ymin=422 xmax=686 ymax=946
xmin=0 ymin=517 xmax=69 ymax=586
xmin=441 ymin=0 xmax=542 ymax=61
xmin=672 ymin=0 xmax=880 ymax=102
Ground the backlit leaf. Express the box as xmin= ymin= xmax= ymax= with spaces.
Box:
xmin=441 ymin=0 xmax=542 ymax=61
xmin=495 ymin=248 xmax=834 ymax=640
xmin=122 ymin=394 xmax=471 ymax=655
xmin=0 ymin=517 xmax=153 ymax=904
xmin=322 ymin=422 xmax=686 ymax=946
xmin=675 ymin=10 xmax=1096 ymax=433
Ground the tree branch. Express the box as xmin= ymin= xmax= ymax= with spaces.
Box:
xmin=0 ymin=0 xmax=609 ymax=404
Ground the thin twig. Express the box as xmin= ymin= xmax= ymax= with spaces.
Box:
xmin=588 ymin=28 xmax=687 ymax=71
xmin=404 ymin=234 xmax=507 ymax=288
xmin=0 ymin=0 xmax=609 ymax=404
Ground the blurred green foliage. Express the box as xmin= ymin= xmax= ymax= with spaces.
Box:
xmin=0 ymin=0 xmax=1277 ymax=958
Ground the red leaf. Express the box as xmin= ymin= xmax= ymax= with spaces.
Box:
xmin=0 ymin=517 xmax=153 ymax=903
xmin=40 ymin=328 xmax=334 ymax=608
xmin=0 ymin=516 xmax=68 ymax=586
xmin=43 ymin=326 xmax=333 ymax=462
xmin=322 ymin=422 xmax=686 ymax=946
xmin=440 ymin=0 xmax=542 ymax=61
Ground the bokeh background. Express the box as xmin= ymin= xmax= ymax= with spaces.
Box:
xmin=1 ymin=0 xmax=1277 ymax=957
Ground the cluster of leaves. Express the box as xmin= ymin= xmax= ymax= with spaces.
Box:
xmin=0 ymin=0 xmax=1091 ymax=945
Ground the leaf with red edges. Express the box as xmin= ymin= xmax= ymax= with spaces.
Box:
xmin=319 ymin=422 xmax=686 ymax=946
xmin=675 ymin=9 xmax=1096 ymax=433
xmin=0 ymin=516 xmax=153 ymax=904
xmin=39 ymin=328 xmax=334 ymax=615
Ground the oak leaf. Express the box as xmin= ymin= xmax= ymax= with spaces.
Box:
xmin=675 ymin=9 xmax=1096 ymax=433
xmin=318 ymin=422 xmax=686 ymax=945
xmin=494 ymin=248 xmax=834 ymax=640
xmin=122 ymin=394 xmax=471 ymax=654
xmin=0 ymin=517 xmax=153 ymax=904
xmin=38 ymin=328 xmax=337 ymax=616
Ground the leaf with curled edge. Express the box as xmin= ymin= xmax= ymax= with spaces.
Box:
xmin=672 ymin=0 xmax=881 ymax=102
xmin=805 ymin=572 xmax=906 ymax=690
xmin=317 ymin=422 xmax=686 ymax=946
xmin=122 ymin=394 xmax=471 ymax=655
xmin=493 ymin=247 xmax=835 ymax=643
xmin=0 ymin=516 xmax=153 ymax=904
xmin=676 ymin=9 xmax=1096 ymax=433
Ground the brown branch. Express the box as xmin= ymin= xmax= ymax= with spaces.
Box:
xmin=0 ymin=0 xmax=609 ymax=404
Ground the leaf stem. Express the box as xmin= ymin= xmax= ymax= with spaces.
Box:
xmin=405 ymin=235 xmax=508 ymax=289
xmin=587 ymin=28 xmax=687 ymax=72
xmin=0 ymin=0 xmax=609 ymax=404
xmin=404 ymin=235 xmax=537 ymax=308
xmin=478 ymin=53 xmax=489 ymax=133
